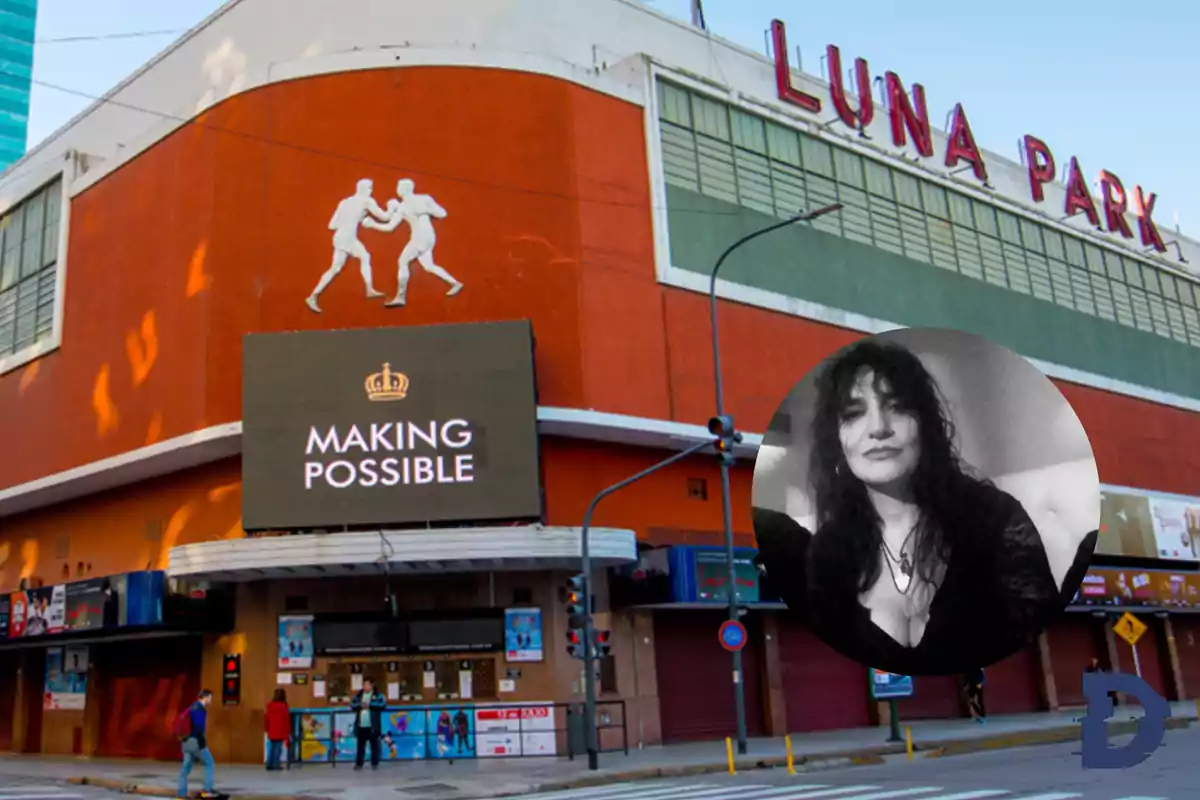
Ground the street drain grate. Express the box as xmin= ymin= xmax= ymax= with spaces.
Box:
xmin=395 ymin=784 xmax=459 ymax=795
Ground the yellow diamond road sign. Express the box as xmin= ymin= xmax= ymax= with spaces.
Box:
xmin=1115 ymin=612 xmax=1147 ymax=646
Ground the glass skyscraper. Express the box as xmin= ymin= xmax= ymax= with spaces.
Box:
xmin=0 ymin=0 xmax=36 ymax=171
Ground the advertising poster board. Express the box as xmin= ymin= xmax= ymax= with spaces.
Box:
xmin=24 ymin=585 xmax=66 ymax=637
xmin=43 ymin=647 xmax=86 ymax=710
xmin=869 ymin=670 xmax=914 ymax=700
xmin=427 ymin=706 xmax=475 ymax=759
xmin=504 ymin=608 xmax=543 ymax=663
xmin=65 ymin=579 xmax=108 ymax=631
xmin=1149 ymin=497 xmax=1200 ymax=560
xmin=475 ymin=703 xmax=556 ymax=757
xmin=278 ymin=615 xmax=315 ymax=669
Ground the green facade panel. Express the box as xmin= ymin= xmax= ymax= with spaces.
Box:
xmin=666 ymin=185 xmax=1200 ymax=401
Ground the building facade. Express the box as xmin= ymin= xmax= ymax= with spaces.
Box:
xmin=0 ymin=0 xmax=36 ymax=170
xmin=0 ymin=0 xmax=1198 ymax=763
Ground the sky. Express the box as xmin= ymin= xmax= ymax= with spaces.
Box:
xmin=25 ymin=0 xmax=1199 ymax=237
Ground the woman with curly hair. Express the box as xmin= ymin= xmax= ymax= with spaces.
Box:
xmin=754 ymin=339 xmax=1094 ymax=676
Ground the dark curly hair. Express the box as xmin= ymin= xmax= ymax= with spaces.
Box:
xmin=809 ymin=339 xmax=987 ymax=593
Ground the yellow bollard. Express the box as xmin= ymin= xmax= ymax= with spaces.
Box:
xmin=726 ymin=736 xmax=736 ymax=774
xmin=905 ymin=726 xmax=913 ymax=761
xmin=785 ymin=735 xmax=796 ymax=775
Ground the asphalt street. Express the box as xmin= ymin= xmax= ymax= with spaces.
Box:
xmin=494 ymin=727 xmax=1199 ymax=800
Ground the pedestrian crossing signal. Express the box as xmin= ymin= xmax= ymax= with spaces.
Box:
xmin=222 ymin=654 xmax=241 ymax=706
xmin=566 ymin=629 xmax=585 ymax=659
xmin=593 ymin=629 xmax=612 ymax=659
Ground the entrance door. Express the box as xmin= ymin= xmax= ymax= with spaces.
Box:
xmin=984 ymin=644 xmax=1042 ymax=714
xmin=1048 ymin=614 xmax=1103 ymax=707
xmin=1172 ymin=616 xmax=1200 ymax=700
xmin=96 ymin=636 xmax=202 ymax=761
xmin=900 ymin=674 xmax=963 ymax=720
xmin=0 ymin=651 xmax=16 ymax=751
xmin=777 ymin=617 xmax=870 ymax=732
xmin=653 ymin=610 xmax=766 ymax=743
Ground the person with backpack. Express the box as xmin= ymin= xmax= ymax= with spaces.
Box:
xmin=350 ymin=677 xmax=387 ymax=770
xmin=175 ymin=689 xmax=216 ymax=797
xmin=264 ymin=688 xmax=291 ymax=771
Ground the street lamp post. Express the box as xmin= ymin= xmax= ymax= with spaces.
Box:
xmin=707 ymin=204 xmax=843 ymax=755
xmin=579 ymin=437 xmax=720 ymax=770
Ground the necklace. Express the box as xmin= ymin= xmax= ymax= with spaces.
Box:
xmin=882 ymin=529 xmax=916 ymax=594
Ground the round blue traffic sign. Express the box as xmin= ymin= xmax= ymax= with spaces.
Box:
xmin=718 ymin=619 xmax=747 ymax=652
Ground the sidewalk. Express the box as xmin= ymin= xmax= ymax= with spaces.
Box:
xmin=1 ymin=702 xmax=1194 ymax=800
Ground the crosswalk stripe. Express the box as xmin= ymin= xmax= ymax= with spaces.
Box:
xmin=0 ymin=792 xmax=84 ymax=800
xmin=819 ymin=790 xmax=946 ymax=800
xmin=1110 ymin=797 xmax=1168 ymax=799
xmin=1009 ymin=794 xmax=1082 ymax=800
xmin=668 ymin=786 xmax=838 ymax=800
xmin=911 ymin=792 xmax=1011 ymax=800
xmin=752 ymin=789 xmax=885 ymax=800
xmin=561 ymin=784 xmax=776 ymax=800
xmin=506 ymin=785 xmax=652 ymax=800
xmin=506 ymin=785 xmax=719 ymax=800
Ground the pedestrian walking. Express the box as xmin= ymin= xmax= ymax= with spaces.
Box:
xmin=264 ymin=688 xmax=291 ymax=771
xmin=350 ymin=678 xmax=387 ymax=770
xmin=174 ymin=689 xmax=217 ymax=797
xmin=963 ymin=667 xmax=987 ymax=724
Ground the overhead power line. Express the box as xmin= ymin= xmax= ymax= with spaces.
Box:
xmin=34 ymin=29 xmax=185 ymax=45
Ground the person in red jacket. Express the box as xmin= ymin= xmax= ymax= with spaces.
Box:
xmin=264 ymin=689 xmax=291 ymax=771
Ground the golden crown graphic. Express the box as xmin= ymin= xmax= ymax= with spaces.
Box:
xmin=365 ymin=362 xmax=409 ymax=402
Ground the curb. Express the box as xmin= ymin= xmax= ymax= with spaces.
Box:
xmin=922 ymin=714 xmax=1193 ymax=759
xmin=69 ymin=776 xmax=327 ymax=800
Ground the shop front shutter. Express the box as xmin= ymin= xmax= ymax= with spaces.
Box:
xmin=1048 ymin=615 xmax=1103 ymax=708
xmin=653 ymin=610 xmax=766 ymax=743
xmin=777 ymin=617 xmax=870 ymax=733
xmin=982 ymin=644 xmax=1041 ymax=714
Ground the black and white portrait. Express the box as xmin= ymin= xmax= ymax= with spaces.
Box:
xmin=752 ymin=329 xmax=1101 ymax=676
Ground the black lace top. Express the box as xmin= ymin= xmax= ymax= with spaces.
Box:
xmin=753 ymin=484 xmax=1098 ymax=676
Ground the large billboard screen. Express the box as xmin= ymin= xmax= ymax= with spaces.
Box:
xmin=242 ymin=320 xmax=541 ymax=531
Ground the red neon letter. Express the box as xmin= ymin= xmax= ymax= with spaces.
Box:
xmin=944 ymin=104 xmax=988 ymax=182
xmin=1098 ymin=170 xmax=1134 ymax=239
xmin=1063 ymin=157 xmax=1099 ymax=227
xmin=826 ymin=44 xmax=873 ymax=130
xmin=885 ymin=72 xmax=933 ymax=158
xmin=1133 ymin=186 xmax=1168 ymax=253
xmin=1023 ymin=135 xmax=1055 ymax=203
xmin=771 ymin=20 xmax=821 ymax=113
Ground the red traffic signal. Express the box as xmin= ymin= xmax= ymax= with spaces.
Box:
xmin=566 ymin=629 xmax=585 ymax=659
xmin=594 ymin=630 xmax=611 ymax=645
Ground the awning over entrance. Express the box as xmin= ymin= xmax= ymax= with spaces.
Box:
xmin=168 ymin=525 xmax=637 ymax=581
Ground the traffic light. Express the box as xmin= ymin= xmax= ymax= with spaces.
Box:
xmin=593 ymin=629 xmax=612 ymax=659
xmin=222 ymin=654 xmax=241 ymax=706
xmin=566 ymin=628 xmax=585 ymax=660
xmin=708 ymin=415 xmax=743 ymax=466
xmin=564 ymin=574 xmax=587 ymax=660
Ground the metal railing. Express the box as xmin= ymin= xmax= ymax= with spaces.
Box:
xmin=284 ymin=700 xmax=627 ymax=767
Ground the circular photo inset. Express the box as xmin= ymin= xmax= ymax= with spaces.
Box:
xmin=752 ymin=328 xmax=1100 ymax=677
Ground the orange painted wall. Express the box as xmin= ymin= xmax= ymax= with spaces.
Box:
xmin=0 ymin=66 xmax=667 ymax=491
xmin=0 ymin=438 xmax=754 ymax=593
xmin=0 ymin=459 xmax=243 ymax=592
xmin=2 ymin=64 xmax=1199 ymax=508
